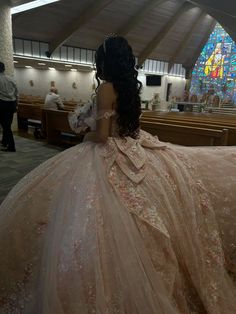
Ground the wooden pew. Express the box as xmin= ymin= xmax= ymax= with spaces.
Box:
xmin=141 ymin=120 xmax=228 ymax=146
xmin=142 ymin=111 xmax=236 ymax=125
xmin=205 ymin=107 xmax=236 ymax=115
xmin=17 ymin=103 xmax=43 ymax=129
xmin=43 ymin=109 xmax=228 ymax=146
xmin=17 ymin=102 xmax=76 ymax=131
xmin=141 ymin=114 xmax=236 ymax=126
xmin=42 ymin=109 xmax=82 ymax=145
xmin=17 ymin=105 xmax=232 ymax=147
xmin=18 ymin=96 xmax=44 ymax=105
xmin=63 ymin=101 xmax=78 ymax=111
xmin=141 ymin=117 xmax=236 ymax=146
xmin=141 ymin=112 xmax=236 ymax=145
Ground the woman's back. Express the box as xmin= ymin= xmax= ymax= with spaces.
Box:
xmin=0 ymin=36 xmax=235 ymax=313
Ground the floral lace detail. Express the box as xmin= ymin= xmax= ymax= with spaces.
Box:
xmin=100 ymin=135 xmax=236 ymax=313
xmin=101 ymin=130 xmax=166 ymax=183
xmin=0 ymin=128 xmax=236 ymax=313
xmin=96 ymin=110 xmax=116 ymax=120
xmin=68 ymin=102 xmax=94 ymax=133
xmin=68 ymin=100 xmax=116 ymax=134
xmin=173 ymin=148 xmax=236 ymax=274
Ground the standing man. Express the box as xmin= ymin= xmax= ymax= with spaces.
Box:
xmin=0 ymin=62 xmax=18 ymax=152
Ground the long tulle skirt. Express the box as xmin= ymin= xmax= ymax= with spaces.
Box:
xmin=0 ymin=131 xmax=235 ymax=313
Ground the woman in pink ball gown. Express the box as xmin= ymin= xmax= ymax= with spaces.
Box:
xmin=0 ymin=36 xmax=235 ymax=313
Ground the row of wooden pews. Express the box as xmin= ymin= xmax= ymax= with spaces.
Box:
xmin=42 ymin=109 xmax=83 ymax=145
xmin=17 ymin=99 xmax=236 ymax=147
xmin=205 ymin=107 xmax=236 ymax=115
xmin=17 ymin=98 xmax=82 ymax=145
xmin=141 ymin=111 xmax=236 ymax=146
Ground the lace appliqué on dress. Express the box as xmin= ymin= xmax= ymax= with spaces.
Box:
xmin=101 ymin=130 xmax=167 ymax=183
xmin=68 ymin=101 xmax=116 ymax=134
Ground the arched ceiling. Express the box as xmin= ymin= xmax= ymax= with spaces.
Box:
xmin=11 ymin=0 xmax=236 ymax=70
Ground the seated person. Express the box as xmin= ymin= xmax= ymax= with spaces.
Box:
xmin=44 ymin=88 xmax=64 ymax=110
xmin=183 ymin=90 xmax=189 ymax=101
xmin=190 ymin=94 xmax=198 ymax=102
xmin=212 ymin=95 xmax=220 ymax=107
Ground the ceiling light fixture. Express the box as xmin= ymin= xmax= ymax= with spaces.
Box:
xmin=25 ymin=66 xmax=33 ymax=68
xmin=65 ymin=64 xmax=73 ymax=67
xmin=11 ymin=0 xmax=60 ymax=15
xmin=38 ymin=63 xmax=46 ymax=65
xmin=70 ymin=69 xmax=78 ymax=72
xmin=14 ymin=56 xmax=93 ymax=71
xmin=48 ymin=67 xmax=55 ymax=70
xmin=13 ymin=61 xmax=18 ymax=63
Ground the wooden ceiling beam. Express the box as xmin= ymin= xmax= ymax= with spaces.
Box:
xmin=183 ymin=18 xmax=216 ymax=69
xmin=188 ymin=0 xmax=235 ymax=19
xmin=117 ymin=0 xmax=167 ymax=37
xmin=137 ymin=1 xmax=193 ymax=67
xmin=168 ymin=10 xmax=206 ymax=73
xmin=46 ymin=0 xmax=114 ymax=57
xmin=187 ymin=0 xmax=236 ymax=41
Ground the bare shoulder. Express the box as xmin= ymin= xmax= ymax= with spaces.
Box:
xmin=97 ymin=82 xmax=116 ymax=109
xmin=98 ymin=82 xmax=116 ymax=97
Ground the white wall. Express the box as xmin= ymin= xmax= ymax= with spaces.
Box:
xmin=14 ymin=68 xmax=186 ymax=103
xmin=138 ymin=73 xmax=186 ymax=101
xmin=14 ymin=68 xmax=96 ymax=102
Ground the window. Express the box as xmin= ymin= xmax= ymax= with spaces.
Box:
xmin=190 ymin=23 xmax=236 ymax=104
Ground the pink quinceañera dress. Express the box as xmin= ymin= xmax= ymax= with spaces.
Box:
xmin=0 ymin=111 xmax=235 ymax=313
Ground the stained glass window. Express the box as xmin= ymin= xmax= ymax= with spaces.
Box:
xmin=190 ymin=23 xmax=236 ymax=104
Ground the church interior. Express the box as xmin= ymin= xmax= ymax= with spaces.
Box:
xmin=1 ymin=0 xmax=236 ymax=201
xmin=0 ymin=1 xmax=236 ymax=312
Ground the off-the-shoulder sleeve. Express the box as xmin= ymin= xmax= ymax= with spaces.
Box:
xmin=68 ymin=104 xmax=116 ymax=134
xmin=96 ymin=110 xmax=116 ymax=120
xmin=68 ymin=102 xmax=94 ymax=133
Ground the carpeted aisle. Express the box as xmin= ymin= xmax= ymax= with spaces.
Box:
xmin=0 ymin=134 xmax=64 ymax=205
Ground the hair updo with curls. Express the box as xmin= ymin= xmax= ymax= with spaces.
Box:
xmin=95 ymin=36 xmax=142 ymax=139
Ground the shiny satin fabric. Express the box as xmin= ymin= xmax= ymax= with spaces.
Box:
xmin=0 ymin=129 xmax=235 ymax=313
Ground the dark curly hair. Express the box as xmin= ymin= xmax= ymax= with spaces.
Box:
xmin=95 ymin=36 xmax=142 ymax=138
xmin=0 ymin=62 xmax=5 ymax=73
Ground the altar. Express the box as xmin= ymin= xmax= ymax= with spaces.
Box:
xmin=171 ymin=102 xmax=203 ymax=112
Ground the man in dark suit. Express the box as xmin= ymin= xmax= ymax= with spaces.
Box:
xmin=0 ymin=62 xmax=18 ymax=152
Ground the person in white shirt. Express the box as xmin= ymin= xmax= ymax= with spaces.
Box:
xmin=44 ymin=88 xmax=64 ymax=110
xmin=0 ymin=62 xmax=18 ymax=152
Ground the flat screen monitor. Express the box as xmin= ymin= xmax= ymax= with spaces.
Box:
xmin=146 ymin=75 xmax=162 ymax=86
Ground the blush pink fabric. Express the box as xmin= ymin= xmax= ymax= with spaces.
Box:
xmin=0 ymin=122 xmax=235 ymax=313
